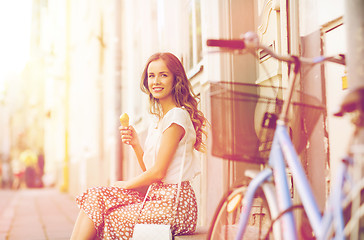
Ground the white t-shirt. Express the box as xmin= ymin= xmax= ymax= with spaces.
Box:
xmin=143 ymin=107 xmax=200 ymax=184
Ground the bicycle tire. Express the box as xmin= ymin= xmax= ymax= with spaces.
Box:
xmin=208 ymin=183 xmax=274 ymax=240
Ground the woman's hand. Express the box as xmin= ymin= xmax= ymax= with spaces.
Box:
xmin=119 ymin=125 xmax=139 ymax=146
xmin=119 ymin=125 xmax=146 ymax=171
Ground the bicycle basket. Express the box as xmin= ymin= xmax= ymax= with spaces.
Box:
xmin=209 ymin=81 xmax=325 ymax=164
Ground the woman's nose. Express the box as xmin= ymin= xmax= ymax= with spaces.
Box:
xmin=154 ymin=76 xmax=161 ymax=84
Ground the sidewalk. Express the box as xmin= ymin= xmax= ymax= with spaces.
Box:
xmin=0 ymin=188 xmax=209 ymax=240
xmin=0 ymin=188 xmax=79 ymax=240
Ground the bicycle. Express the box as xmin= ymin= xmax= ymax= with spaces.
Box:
xmin=205 ymin=32 xmax=363 ymax=240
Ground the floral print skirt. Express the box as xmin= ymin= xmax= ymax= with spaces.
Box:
xmin=76 ymin=181 xmax=197 ymax=239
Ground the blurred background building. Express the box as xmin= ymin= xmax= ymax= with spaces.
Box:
xmin=0 ymin=0 xmax=360 ymax=229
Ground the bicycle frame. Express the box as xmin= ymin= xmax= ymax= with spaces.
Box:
xmin=236 ymin=120 xmax=352 ymax=240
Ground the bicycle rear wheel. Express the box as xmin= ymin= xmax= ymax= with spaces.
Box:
xmin=208 ymin=184 xmax=274 ymax=240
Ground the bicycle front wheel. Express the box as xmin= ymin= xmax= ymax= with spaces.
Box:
xmin=208 ymin=184 xmax=274 ymax=240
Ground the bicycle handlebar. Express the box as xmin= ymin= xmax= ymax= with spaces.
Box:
xmin=206 ymin=31 xmax=346 ymax=66
xmin=206 ymin=39 xmax=245 ymax=49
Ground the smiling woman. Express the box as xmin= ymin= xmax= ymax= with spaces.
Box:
xmin=71 ymin=52 xmax=209 ymax=240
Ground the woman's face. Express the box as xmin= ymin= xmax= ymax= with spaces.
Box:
xmin=147 ymin=59 xmax=174 ymax=103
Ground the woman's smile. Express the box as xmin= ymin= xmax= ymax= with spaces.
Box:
xmin=152 ymin=86 xmax=164 ymax=93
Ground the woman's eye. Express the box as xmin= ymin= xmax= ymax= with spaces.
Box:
xmin=161 ymin=74 xmax=167 ymax=77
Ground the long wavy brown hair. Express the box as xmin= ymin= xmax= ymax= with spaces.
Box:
xmin=141 ymin=52 xmax=208 ymax=152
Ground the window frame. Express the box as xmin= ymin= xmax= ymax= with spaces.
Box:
xmin=183 ymin=0 xmax=203 ymax=78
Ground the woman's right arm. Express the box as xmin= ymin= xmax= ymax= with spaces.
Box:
xmin=119 ymin=126 xmax=146 ymax=171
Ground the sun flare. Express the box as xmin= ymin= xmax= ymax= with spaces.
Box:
xmin=0 ymin=0 xmax=32 ymax=90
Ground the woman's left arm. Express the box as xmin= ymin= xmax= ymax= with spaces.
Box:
xmin=114 ymin=123 xmax=185 ymax=189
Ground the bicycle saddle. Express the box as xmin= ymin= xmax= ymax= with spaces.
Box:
xmin=334 ymin=87 xmax=364 ymax=117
